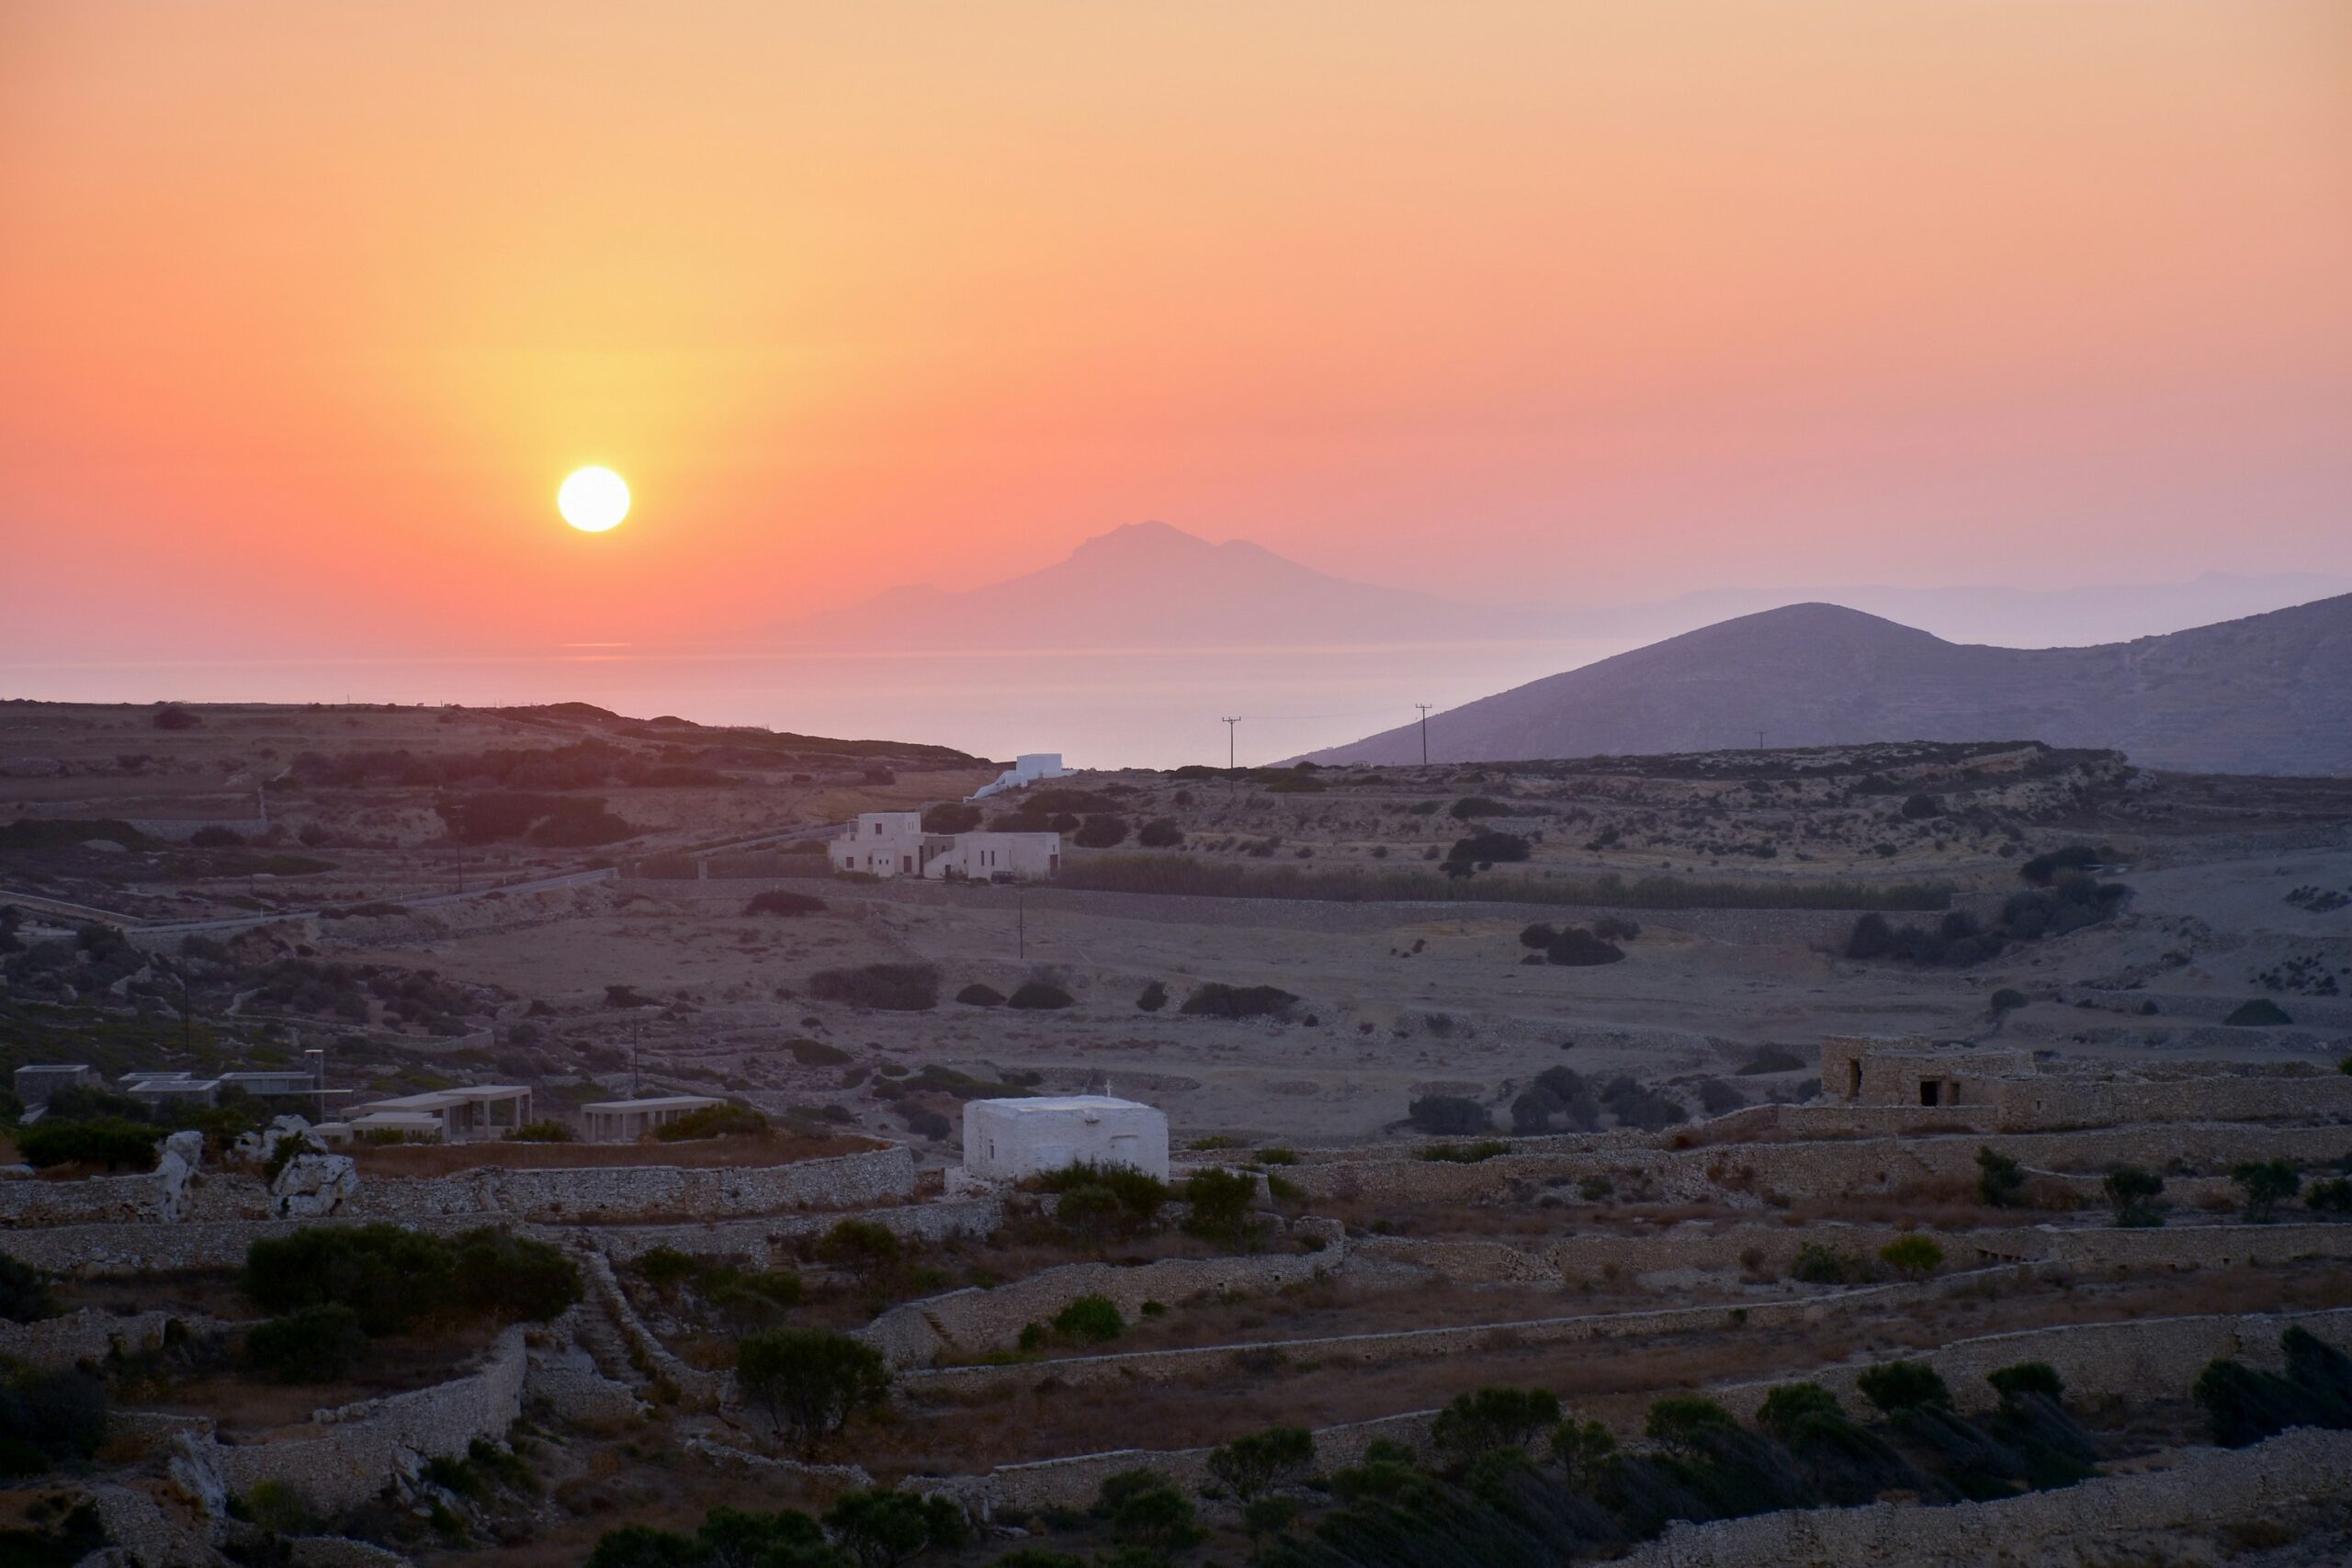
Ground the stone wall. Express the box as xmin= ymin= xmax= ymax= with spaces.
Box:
xmin=1616 ymin=1426 xmax=2352 ymax=1568
xmin=190 ymin=1325 xmax=531 ymax=1515
xmin=593 ymin=1195 xmax=1001 ymax=1267
xmin=0 ymin=1169 xmax=269 ymax=1226
xmin=341 ymin=1145 xmax=917 ymax=1224
xmin=0 ymin=1306 xmax=237 ymax=1370
xmin=863 ymin=1227 xmax=1344 ymax=1369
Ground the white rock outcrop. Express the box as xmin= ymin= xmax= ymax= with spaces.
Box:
xmin=153 ymin=1130 xmax=207 ymax=1223
xmin=270 ymin=1153 xmax=358 ymax=1219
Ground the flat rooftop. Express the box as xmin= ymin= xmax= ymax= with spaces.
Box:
xmin=970 ymin=1095 xmax=1158 ymax=1116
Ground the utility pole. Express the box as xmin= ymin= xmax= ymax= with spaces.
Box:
xmin=1756 ymin=729 xmax=1766 ymax=750
xmin=1016 ymin=886 xmax=1026 ymax=962
xmin=631 ymin=1022 xmax=641 ymax=1099
xmin=1415 ymin=704 xmax=1434 ymax=765
xmin=1221 ymin=716 xmax=1240 ymax=770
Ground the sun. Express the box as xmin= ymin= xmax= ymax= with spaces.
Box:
xmin=558 ymin=467 xmax=630 ymax=533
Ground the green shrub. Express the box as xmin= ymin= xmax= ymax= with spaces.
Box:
xmin=814 ymin=1218 xmax=901 ymax=1278
xmin=1052 ymin=1294 xmax=1125 ymax=1342
xmin=921 ymin=803 xmax=982 ymax=835
xmin=1137 ymin=818 xmax=1183 ymax=849
xmin=243 ymin=1224 xmax=576 ymax=1334
xmin=0 ymin=1252 xmax=57 ymax=1324
xmin=1136 ymin=979 xmax=1169 ymax=1012
xmin=1645 ymin=1394 xmax=1737 ymax=1454
xmin=506 ymin=1120 xmax=577 ymax=1143
xmin=1029 ymin=1160 xmax=1170 ymax=1223
xmin=2232 ymin=1160 xmax=2301 ymax=1223
xmin=955 ymin=983 xmax=1005 ymax=1007
xmin=1007 ymin=979 xmax=1074 ymax=1010
xmin=2223 ymin=998 xmax=2293 ymax=1027
xmin=1431 ymin=1385 xmax=1561 ymax=1459
xmin=1976 ymin=1146 xmax=2026 ymax=1208
xmin=1858 ymin=1360 xmax=1951 ymax=1415
xmin=1986 ymin=1361 xmax=2065 ymax=1404
xmin=1451 ymin=796 xmax=1510 ymax=819
xmin=1182 ymin=1168 xmax=1258 ymax=1238
xmin=1103 ymin=1477 xmax=1204 ymax=1555
xmin=1989 ymin=988 xmax=2029 ymax=1014
xmin=1544 ymin=928 xmax=1625 ymax=966
xmin=825 ymin=1488 xmax=966 ymax=1568
xmin=1791 ymin=1243 xmax=1859 ymax=1285
xmin=735 ymin=1329 xmax=892 ymax=1458
xmin=1877 ymin=1234 xmax=1944 ymax=1278
xmin=16 ymin=1117 xmax=161 ymax=1171
xmin=245 ymin=1304 xmax=369 ymax=1383
xmin=1756 ymin=1382 xmax=1844 ymax=1440
xmin=2104 ymin=1165 xmax=2165 ymax=1227
xmin=448 ymin=1228 xmax=583 ymax=1323
xmin=786 ymin=1036 xmax=853 ymax=1066
xmin=807 ymin=963 xmax=939 ymax=1010
xmin=1071 ymin=814 xmax=1129 ymax=849
xmin=1418 ymin=1140 xmax=1510 ymax=1163
xmin=1208 ymin=1425 xmax=1314 ymax=1500
xmin=745 ymin=890 xmax=828 ymax=917
xmin=0 ymin=1365 xmax=108 ymax=1472
xmin=1179 ymin=982 xmax=1298 ymax=1020
xmin=654 ymin=1102 xmax=768 ymax=1141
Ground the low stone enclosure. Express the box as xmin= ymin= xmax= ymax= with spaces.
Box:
xmin=911 ymin=1306 xmax=2352 ymax=1517
xmin=8 ymin=1062 xmax=2352 ymax=1562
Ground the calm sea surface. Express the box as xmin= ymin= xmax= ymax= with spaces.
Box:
xmin=2 ymin=639 xmax=1637 ymax=770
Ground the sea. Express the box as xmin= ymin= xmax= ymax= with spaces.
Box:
xmin=3 ymin=637 xmax=1638 ymax=771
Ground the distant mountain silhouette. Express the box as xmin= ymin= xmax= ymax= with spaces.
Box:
xmin=1306 ymin=596 xmax=2352 ymax=775
xmin=775 ymin=521 xmax=2348 ymax=655
xmin=774 ymin=521 xmax=1545 ymax=649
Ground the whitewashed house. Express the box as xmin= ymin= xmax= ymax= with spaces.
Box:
xmin=925 ymin=831 xmax=1059 ymax=882
xmin=962 ymin=1095 xmax=1169 ymax=1181
xmin=830 ymin=811 xmax=1060 ymax=882
xmin=967 ymin=752 xmax=1071 ymax=803
xmin=830 ymin=811 xmax=938 ymax=879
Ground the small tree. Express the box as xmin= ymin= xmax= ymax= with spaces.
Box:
xmin=1182 ymin=1168 xmax=1257 ymax=1239
xmin=1548 ymin=1417 xmax=1616 ymax=1482
xmin=1986 ymin=1361 xmax=2064 ymax=1404
xmin=244 ymin=1304 xmax=369 ymax=1383
xmin=1205 ymin=1425 xmax=1313 ymax=1501
xmin=1107 ymin=1482 xmax=1204 ymax=1557
xmin=1975 ymin=1146 xmax=2026 ymax=1208
xmin=1877 ymin=1234 xmax=1944 ymax=1279
xmin=1857 ymin=1360 xmax=1951 ymax=1416
xmin=2232 ymin=1160 xmax=2300 ymax=1224
xmin=736 ymin=1329 xmax=891 ymax=1457
xmin=1644 ymin=1394 xmax=1737 ymax=1456
xmin=823 ymin=1489 xmax=965 ymax=1568
xmin=1242 ymin=1495 xmax=1302 ymax=1544
xmin=1136 ymin=979 xmax=1169 ymax=1012
xmin=1432 ymin=1386 xmax=1562 ymax=1460
xmin=1756 ymin=1382 xmax=1843 ymax=1441
xmin=2104 ymin=1165 xmax=2165 ymax=1227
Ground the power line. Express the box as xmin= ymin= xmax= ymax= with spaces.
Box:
xmin=1415 ymin=704 xmax=1434 ymax=765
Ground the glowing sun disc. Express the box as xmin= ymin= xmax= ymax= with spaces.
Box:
xmin=558 ymin=467 xmax=630 ymax=532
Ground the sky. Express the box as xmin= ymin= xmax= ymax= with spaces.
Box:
xmin=3 ymin=1 xmax=2349 ymax=666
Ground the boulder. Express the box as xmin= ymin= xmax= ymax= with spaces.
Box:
xmin=154 ymin=1131 xmax=207 ymax=1223
xmin=271 ymin=1153 xmax=358 ymax=1219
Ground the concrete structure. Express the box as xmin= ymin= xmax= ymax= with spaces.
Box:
xmin=967 ymin=752 xmax=1071 ymax=802
xmin=14 ymin=1063 xmax=98 ymax=1113
xmin=346 ymin=1086 xmax=533 ymax=1142
xmin=962 ymin=1095 xmax=1169 ymax=1182
xmin=925 ymin=830 xmax=1060 ymax=883
xmin=831 ymin=812 xmax=935 ymax=878
xmin=220 ymin=1069 xmax=321 ymax=1098
xmin=119 ymin=1072 xmax=223 ymax=1110
xmin=1820 ymin=1034 xmax=2033 ymax=1108
xmin=581 ymin=1095 xmax=726 ymax=1144
xmin=829 ymin=811 xmax=1061 ymax=882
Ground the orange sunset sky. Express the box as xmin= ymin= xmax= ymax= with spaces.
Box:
xmin=3 ymin=1 xmax=2348 ymax=661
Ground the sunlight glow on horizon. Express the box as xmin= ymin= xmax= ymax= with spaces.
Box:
xmin=2 ymin=1 xmax=2347 ymax=662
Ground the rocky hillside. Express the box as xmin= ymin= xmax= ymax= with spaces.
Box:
xmin=1309 ymin=596 xmax=2352 ymax=775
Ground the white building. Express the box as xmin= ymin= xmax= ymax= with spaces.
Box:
xmin=967 ymin=752 xmax=1070 ymax=803
xmin=580 ymin=1094 xmax=727 ymax=1144
xmin=346 ymin=1085 xmax=534 ymax=1142
xmin=830 ymin=812 xmax=937 ymax=879
xmin=962 ymin=1095 xmax=1169 ymax=1182
xmin=830 ymin=811 xmax=1060 ymax=882
xmin=926 ymin=831 xmax=1059 ymax=883
xmin=14 ymin=1064 xmax=99 ymax=1113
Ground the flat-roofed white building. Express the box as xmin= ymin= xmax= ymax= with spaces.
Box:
xmin=581 ymin=1095 xmax=727 ymax=1144
xmin=14 ymin=1064 xmax=98 ymax=1111
xmin=347 ymin=1085 xmax=533 ymax=1142
xmin=962 ymin=1095 xmax=1168 ymax=1182
xmin=967 ymin=753 xmax=1071 ymax=802
xmin=830 ymin=812 xmax=937 ymax=879
xmin=926 ymin=831 xmax=1059 ymax=883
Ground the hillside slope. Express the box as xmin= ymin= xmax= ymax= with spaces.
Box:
xmin=1306 ymin=596 xmax=2352 ymax=775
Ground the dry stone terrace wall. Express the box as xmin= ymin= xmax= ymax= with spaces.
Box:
xmin=1616 ymin=1426 xmax=2352 ymax=1568
xmin=1273 ymin=1121 xmax=2352 ymax=1209
xmin=863 ymin=1225 xmax=1345 ymax=1369
xmin=195 ymin=1325 xmax=531 ymax=1515
xmin=0 ymin=1169 xmax=270 ymax=1225
xmin=341 ymin=1145 xmax=917 ymax=1224
xmin=0 ymin=1306 xmax=241 ymax=1370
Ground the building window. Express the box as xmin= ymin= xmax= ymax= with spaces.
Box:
xmin=1918 ymin=1081 xmax=1940 ymax=1107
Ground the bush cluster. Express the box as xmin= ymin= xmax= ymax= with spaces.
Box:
xmin=807 ymin=963 xmax=939 ymax=1010
xmin=243 ymin=1224 xmax=580 ymax=1336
